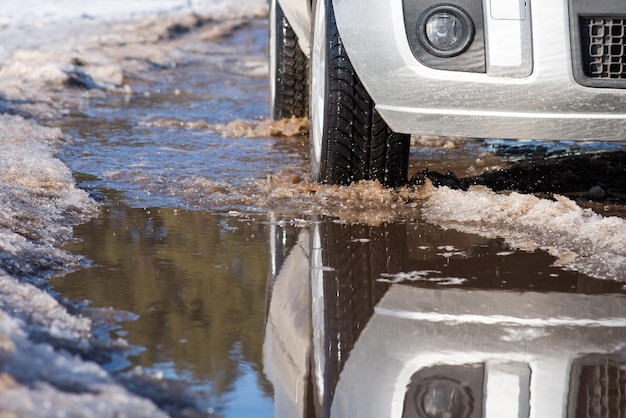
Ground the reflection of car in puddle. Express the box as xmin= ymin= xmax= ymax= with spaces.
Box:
xmin=264 ymin=218 xmax=626 ymax=417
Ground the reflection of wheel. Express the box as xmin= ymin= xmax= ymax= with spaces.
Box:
xmin=310 ymin=0 xmax=410 ymax=187
xmin=310 ymin=219 xmax=409 ymax=415
xmin=269 ymin=0 xmax=308 ymax=120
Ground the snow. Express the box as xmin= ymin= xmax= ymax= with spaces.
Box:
xmin=423 ymin=186 xmax=626 ymax=281
xmin=0 ymin=0 xmax=263 ymax=24
xmin=0 ymin=0 xmax=192 ymax=23
xmin=0 ymin=116 xmax=97 ymax=282
xmin=0 ymin=113 xmax=161 ymax=416
xmin=0 ymin=305 xmax=168 ymax=418
xmin=0 ymin=1 xmax=179 ymax=65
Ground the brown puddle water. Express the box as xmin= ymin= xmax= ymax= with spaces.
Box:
xmin=53 ymin=205 xmax=273 ymax=415
xmin=50 ymin=17 xmax=626 ymax=418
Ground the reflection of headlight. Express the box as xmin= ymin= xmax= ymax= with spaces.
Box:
xmin=403 ymin=364 xmax=483 ymax=418
xmin=417 ymin=378 xmax=471 ymax=418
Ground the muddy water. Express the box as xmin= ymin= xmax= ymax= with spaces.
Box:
xmin=51 ymin=18 xmax=626 ymax=418
xmin=56 ymin=204 xmax=273 ymax=415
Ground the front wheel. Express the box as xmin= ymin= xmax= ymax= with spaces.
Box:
xmin=309 ymin=0 xmax=410 ymax=187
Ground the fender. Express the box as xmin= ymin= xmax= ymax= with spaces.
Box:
xmin=277 ymin=0 xmax=313 ymax=56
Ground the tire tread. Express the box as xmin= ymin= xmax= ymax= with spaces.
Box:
xmin=319 ymin=4 xmax=410 ymax=187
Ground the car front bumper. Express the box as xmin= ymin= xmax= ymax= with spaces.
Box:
xmin=333 ymin=0 xmax=626 ymax=141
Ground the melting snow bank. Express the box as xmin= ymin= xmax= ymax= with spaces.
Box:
xmin=0 ymin=116 xmax=169 ymax=416
xmin=0 ymin=116 xmax=98 ymax=280
xmin=0 ymin=301 xmax=166 ymax=417
xmin=423 ymin=186 xmax=626 ymax=281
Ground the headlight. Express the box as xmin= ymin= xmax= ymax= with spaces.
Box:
xmin=418 ymin=5 xmax=474 ymax=57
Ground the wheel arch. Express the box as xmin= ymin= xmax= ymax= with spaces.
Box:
xmin=277 ymin=0 xmax=313 ymax=57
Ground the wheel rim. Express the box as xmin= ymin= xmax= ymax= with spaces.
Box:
xmin=311 ymin=0 xmax=327 ymax=171
xmin=269 ymin=0 xmax=278 ymax=118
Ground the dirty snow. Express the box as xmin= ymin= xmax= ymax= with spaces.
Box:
xmin=423 ymin=186 xmax=626 ymax=281
xmin=142 ymin=115 xmax=310 ymax=138
xmin=0 ymin=114 xmax=170 ymax=415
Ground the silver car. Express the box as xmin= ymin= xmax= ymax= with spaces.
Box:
xmin=269 ymin=0 xmax=626 ymax=186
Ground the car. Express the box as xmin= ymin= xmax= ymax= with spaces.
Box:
xmin=269 ymin=0 xmax=626 ymax=187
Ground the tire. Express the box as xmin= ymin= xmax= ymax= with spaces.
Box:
xmin=269 ymin=0 xmax=309 ymax=120
xmin=310 ymin=0 xmax=410 ymax=187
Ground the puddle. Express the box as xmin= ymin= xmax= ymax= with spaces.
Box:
xmin=52 ymin=204 xmax=274 ymax=415
xmin=53 ymin=206 xmax=626 ymax=416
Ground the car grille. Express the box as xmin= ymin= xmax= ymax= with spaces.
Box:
xmin=580 ymin=18 xmax=626 ymax=79
xmin=569 ymin=354 xmax=626 ymax=418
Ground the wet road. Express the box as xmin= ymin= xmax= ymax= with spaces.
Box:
xmin=50 ymin=17 xmax=626 ymax=418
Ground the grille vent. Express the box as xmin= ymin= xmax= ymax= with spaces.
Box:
xmin=580 ymin=18 xmax=626 ymax=79
xmin=569 ymin=355 xmax=626 ymax=418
